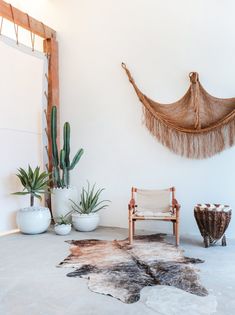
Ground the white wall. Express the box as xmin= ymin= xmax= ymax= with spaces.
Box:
xmin=8 ymin=0 xmax=235 ymax=237
xmin=0 ymin=37 xmax=46 ymax=232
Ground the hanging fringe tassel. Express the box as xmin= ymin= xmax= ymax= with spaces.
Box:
xmin=142 ymin=104 xmax=235 ymax=159
xmin=122 ymin=63 xmax=235 ymax=159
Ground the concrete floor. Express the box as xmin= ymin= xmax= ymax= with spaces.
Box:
xmin=0 ymin=227 xmax=234 ymax=315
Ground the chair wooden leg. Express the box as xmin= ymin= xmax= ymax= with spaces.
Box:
xmin=132 ymin=220 xmax=135 ymax=237
xmin=175 ymin=221 xmax=179 ymax=246
xmin=129 ymin=217 xmax=133 ymax=245
xmin=172 ymin=222 xmax=176 ymax=235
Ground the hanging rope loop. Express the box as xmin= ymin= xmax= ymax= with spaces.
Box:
xmin=189 ymin=72 xmax=199 ymax=84
xmin=26 ymin=14 xmax=35 ymax=51
xmin=9 ymin=4 xmax=19 ymax=45
xmin=121 ymin=62 xmax=127 ymax=69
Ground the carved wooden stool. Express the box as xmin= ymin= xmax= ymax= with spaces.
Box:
xmin=194 ymin=204 xmax=232 ymax=248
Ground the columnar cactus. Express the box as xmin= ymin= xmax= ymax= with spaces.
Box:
xmin=51 ymin=106 xmax=84 ymax=188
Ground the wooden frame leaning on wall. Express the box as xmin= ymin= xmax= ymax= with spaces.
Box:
xmin=0 ymin=0 xmax=59 ymax=174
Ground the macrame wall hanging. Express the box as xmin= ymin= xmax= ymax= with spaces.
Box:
xmin=122 ymin=63 xmax=235 ymax=159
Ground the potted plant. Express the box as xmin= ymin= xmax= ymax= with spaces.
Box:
xmin=13 ymin=166 xmax=51 ymax=234
xmin=50 ymin=106 xmax=84 ymax=222
xmin=54 ymin=214 xmax=72 ymax=235
xmin=70 ymin=182 xmax=110 ymax=232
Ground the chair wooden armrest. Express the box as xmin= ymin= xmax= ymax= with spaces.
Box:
xmin=172 ymin=198 xmax=181 ymax=215
xmin=173 ymin=198 xmax=180 ymax=208
xmin=128 ymin=198 xmax=136 ymax=214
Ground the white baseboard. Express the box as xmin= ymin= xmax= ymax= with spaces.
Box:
xmin=0 ymin=229 xmax=20 ymax=237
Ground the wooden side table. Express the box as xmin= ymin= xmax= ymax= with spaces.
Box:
xmin=194 ymin=204 xmax=232 ymax=248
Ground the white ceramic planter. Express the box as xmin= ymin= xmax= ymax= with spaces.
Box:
xmin=72 ymin=213 xmax=100 ymax=232
xmin=51 ymin=187 xmax=78 ymax=222
xmin=16 ymin=206 xmax=51 ymax=234
xmin=54 ymin=224 xmax=71 ymax=235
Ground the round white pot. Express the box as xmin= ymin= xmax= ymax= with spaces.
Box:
xmin=54 ymin=224 xmax=71 ymax=236
xmin=17 ymin=206 xmax=51 ymax=234
xmin=72 ymin=213 xmax=100 ymax=232
xmin=51 ymin=187 xmax=78 ymax=222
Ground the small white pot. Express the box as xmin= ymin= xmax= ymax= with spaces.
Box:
xmin=17 ymin=206 xmax=51 ymax=234
xmin=54 ymin=224 xmax=71 ymax=236
xmin=51 ymin=187 xmax=78 ymax=222
xmin=72 ymin=213 xmax=100 ymax=232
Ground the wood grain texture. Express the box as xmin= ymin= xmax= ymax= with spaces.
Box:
xmin=43 ymin=38 xmax=60 ymax=174
xmin=0 ymin=0 xmax=56 ymax=39
xmin=194 ymin=205 xmax=232 ymax=247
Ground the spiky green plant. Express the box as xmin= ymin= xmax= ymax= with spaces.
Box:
xmin=56 ymin=214 xmax=71 ymax=225
xmin=51 ymin=106 xmax=84 ymax=188
xmin=13 ymin=166 xmax=50 ymax=206
xmin=70 ymin=182 xmax=110 ymax=215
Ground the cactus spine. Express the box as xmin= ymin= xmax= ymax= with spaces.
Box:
xmin=51 ymin=106 xmax=84 ymax=188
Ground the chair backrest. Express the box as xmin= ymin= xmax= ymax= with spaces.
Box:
xmin=133 ymin=187 xmax=174 ymax=213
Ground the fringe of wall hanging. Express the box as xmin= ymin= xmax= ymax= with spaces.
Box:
xmin=122 ymin=63 xmax=235 ymax=159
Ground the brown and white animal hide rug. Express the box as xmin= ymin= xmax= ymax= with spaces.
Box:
xmin=58 ymin=234 xmax=207 ymax=303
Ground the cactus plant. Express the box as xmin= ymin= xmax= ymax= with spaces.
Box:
xmin=51 ymin=106 xmax=84 ymax=188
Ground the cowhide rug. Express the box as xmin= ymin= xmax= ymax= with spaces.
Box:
xmin=58 ymin=234 xmax=208 ymax=303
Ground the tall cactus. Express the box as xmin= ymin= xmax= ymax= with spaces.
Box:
xmin=51 ymin=106 xmax=84 ymax=188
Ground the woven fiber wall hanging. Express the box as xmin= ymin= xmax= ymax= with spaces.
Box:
xmin=122 ymin=63 xmax=235 ymax=159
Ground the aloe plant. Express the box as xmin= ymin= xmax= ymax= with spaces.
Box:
xmin=51 ymin=106 xmax=84 ymax=188
xmin=13 ymin=166 xmax=50 ymax=206
xmin=70 ymin=182 xmax=110 ymax=214
xmin=56 ymin=214 xmax=71 ymax=225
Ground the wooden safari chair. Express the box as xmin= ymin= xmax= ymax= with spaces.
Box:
xmin=128 ymin=187 xmax=180 ymax=246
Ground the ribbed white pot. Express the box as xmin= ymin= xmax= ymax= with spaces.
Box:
xmin=72 ymin=213 xmax=100 ymax=232
xmin=54 ymin=224 xmax=71 ymax=236
xmin=17 ymin=206 xmax=51 ymax=234
xmin=51 ymin=187 xmax=78 ymax=222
